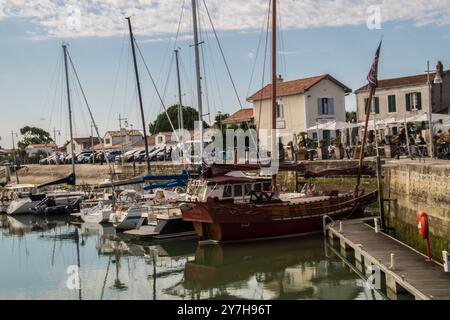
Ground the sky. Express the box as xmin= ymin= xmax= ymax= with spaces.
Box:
xmin=1 ymin=0 xmax=450 ymax=148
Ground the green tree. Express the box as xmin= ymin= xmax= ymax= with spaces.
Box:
xmin=346 ymin=111 xmax=357 ymax=123
xmin=149 ymin=104 xmax=209 ymax=135
xmin=17 ymin=126 xmax=53 ymax=150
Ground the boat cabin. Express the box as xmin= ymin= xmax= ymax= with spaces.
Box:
xmin=185 ymin=171 xmax=273 ymax=203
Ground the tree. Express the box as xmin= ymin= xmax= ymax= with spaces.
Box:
xmin=346 ymin=111 xmax=357 ymax=123
xmin=17 ymin=126 xmax=53 ymax=150
xmin=149 ymin=104 xmax=209 ymax=135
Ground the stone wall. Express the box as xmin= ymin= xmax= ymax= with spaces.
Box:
xmin=383 ymin=161 xmax=450 ymax=241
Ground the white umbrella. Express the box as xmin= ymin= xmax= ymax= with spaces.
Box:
xmin=406 ymin=112 xmax=450 ymax=123
xmin=322 ymin=121 xmax=360 ymax=131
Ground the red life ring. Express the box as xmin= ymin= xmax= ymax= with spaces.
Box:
xmin=416 ymin=211 xmax=429 ymax=239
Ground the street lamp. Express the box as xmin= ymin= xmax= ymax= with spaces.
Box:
xmin=426 ymin=61 xmax=444 ymax=158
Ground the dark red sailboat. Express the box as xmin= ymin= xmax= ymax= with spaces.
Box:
xmin=180 ymin=0 xmax=378 ymax=243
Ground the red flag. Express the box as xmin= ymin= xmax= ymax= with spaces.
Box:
xmin=367 ymin=41 xmax=382 ymax=89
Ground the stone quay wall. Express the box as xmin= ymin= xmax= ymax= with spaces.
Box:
xmin=383 ymin=161 xmax=450 ymax=241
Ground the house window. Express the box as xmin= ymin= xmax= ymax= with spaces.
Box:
xmin=158 ymin=136 xmax=164 ymax=144
xmin=388 ymin=95 xmax=397 ymax=113
xmin=223 ymin=185 xmax=233 ymax=198
xmin=234 ymin=185 xmax=243 ymax=197
xmin=276 ymin=101 xmax=284 ymax=118
xmin=364 ymin=97 xmax=380 ymax=114
xmin=312 ymin=132 xmax=318 ymax=141
xmin=318 ymin=98 xmax=335 ymax=115
xmin=105 ymin=138 xmax=111 ymax=145
xmin=244 ymin=184 xmax=252 ymax=195
xmin=406 ymin=92 xmax=422 ymax=111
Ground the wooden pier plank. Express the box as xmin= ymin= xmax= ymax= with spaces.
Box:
xmin=327 ymin=219 xmax=450 ymax=300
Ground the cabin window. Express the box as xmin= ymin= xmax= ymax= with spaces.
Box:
xmin=263 ymin=182 xmax=271 ymax=191
xmin=244 ymin=184 xmax=253 ymax=196
xmin=223 ymin=185 xmax=233 ymax=198
xmin=254 ymin=183 xmax=262 ymax=192
xmin=234 ymin=185 xmax=243 ymax=197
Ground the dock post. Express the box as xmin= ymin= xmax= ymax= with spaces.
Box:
xmin=339 ymin=221 xmax=343 ymax=233
xmin=444 ymin=251 xmax=449 ymax=272
xmin=374 ymin=218 xmax=380 ymax=233
xmin=389 ymin=253 xmax=395 ymax=270
xmin=355 ymin=244 xmax=363 ymax=263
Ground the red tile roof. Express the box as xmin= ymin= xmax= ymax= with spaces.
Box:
xmin=106 ymin=130 xmax=143 ymax=137
xmin=222 ymin=108 xmax=254 ymax=124
xmin=354 ymin=71 xmax=448 ymax=93
xmin=247 ymin=74 xmax=351 ymax=102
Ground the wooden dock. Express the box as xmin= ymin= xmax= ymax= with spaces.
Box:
xmin=326 ymin=218 xmax=450 ymax=300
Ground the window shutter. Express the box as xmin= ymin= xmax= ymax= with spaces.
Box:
xmin=388 ymin=95 xmax=396 ymax=113
xmin=328 ymin=98 xmax=335 ymax=115
xmin=317 ymin=98 xmax=323 ymax=115
xmin=406 ymin=94 xmax=411 ymax=111
xmin=374 ymin=97 xmax=380 ymax=114
xmin=364 ymin=98 xmax=369 ymax=114
xmin=416 ymin=92 xmax=422 ymax=110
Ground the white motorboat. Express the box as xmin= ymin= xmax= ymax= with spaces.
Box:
xmin=1 ymin=184 xmax=37 ymax=214
xmin=80 ymin=201 xmax=113 ymax=224
xmin=111 ymin=205 xmax=149 ymax=231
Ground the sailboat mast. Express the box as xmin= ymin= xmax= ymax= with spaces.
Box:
xmin=126 ymin=17 xmax=151 ymax=175
xmin=191 ymin=0 xmax=204 ymax=162
xmin=271 ymin=0 xmax=277 ymax=189
xmin=175 ymin=49 xmax=186 ymax=168
xmin=62 ymin=44 xmax=76 ymax=177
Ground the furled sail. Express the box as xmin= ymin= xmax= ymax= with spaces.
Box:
xmin=37 ymin=173 xmax=76 ymax=189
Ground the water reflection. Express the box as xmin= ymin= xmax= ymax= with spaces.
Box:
xmin=0 ymin=214 xmax=382 ymax=300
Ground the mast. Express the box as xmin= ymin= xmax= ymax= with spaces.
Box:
xmin=126 ymin=17 xmax=151 ymax=174
xmin=175 ymin=49 xmax=186 ymax=168
xmin=63 ymin=44 xmax=76 ymax=177
xmin=191 ymin=0 xmax=204 ymax=162
xmin=271 ymin=0 xmax=277 ymax=190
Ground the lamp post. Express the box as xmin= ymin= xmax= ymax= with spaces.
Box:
xmin=426 ymin=60 xmax=443 ymax=158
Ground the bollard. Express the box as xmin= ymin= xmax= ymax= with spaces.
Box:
xmin=374 ymin=218 xmax=380 ymax=233
xmin=444 ymin=251 xmax=449 ymax=273
xmin=389 ymin=253 xmax=395 ymax=270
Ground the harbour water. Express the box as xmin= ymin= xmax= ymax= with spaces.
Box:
xmin=0 ymin=214 xmax=390 ymax=300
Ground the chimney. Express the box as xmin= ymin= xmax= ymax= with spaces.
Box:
xmin=277 ymin=74 xmax=284 ymax=83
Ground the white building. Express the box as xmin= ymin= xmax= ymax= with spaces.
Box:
xmin=25 ymin=144 xmax=57 ymax=157
xmin=247 ymin=74 xmax=351 ymax=146
xmin=103 ymin=130 xmax=143 ymax=149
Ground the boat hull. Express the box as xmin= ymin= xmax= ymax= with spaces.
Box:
xmin=182 ymin=192 xmax=378 ymax=242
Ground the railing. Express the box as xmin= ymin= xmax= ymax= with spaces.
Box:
xmin=322 ymin=214 xmax=335 ymax=236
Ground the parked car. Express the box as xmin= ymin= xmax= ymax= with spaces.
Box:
xmin=106 ymin=150 xmax=121 ymax=162
xmin=148 ymin=147 xmax=164 ymax=161
xmin=133 ymin=149 xmax=148 ymax=162
xmin=76 ymin=151 xmax=94 ymax=164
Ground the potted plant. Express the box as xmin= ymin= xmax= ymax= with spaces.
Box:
xmin=384 ymin=135 xmax=398 ymax=158
xmin=353 ymin=145 xmax=362 ymax=160
xmin=331 ymin=137 xmax=344 ymax=160
xmin=316 ymin=140 xmax=328 ymax=160
xmin=295 ymin=148 xmax=308 ymax=161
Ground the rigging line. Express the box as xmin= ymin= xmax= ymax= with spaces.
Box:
xmin=277 ymin=0 xmax=287 ymax=78
xmin=147 ymin=0 xmax=185 ymax=124
xmin=202 ymin=0 xmax=243 ymax=109
xmin=42 ymin=50 xmax=63 ymax=134
xmin=106 ymin=34 xmax=126 ymax=131
xmin=134 ymin=39 xmax=178 ymax=139
xmin=256 ymin=0 xmax=271 ymax=143
xmin=198 ymin=10 xmax=212 ymax=124
xmin=48 ymin=51 xmax=64 ymax=138
xmin=246 ymin=0 xmax=271 ymax=100
xmin=173 ymin=0 xmax=187 ymax=50
xmin=66 ymin=51 xmax=116 ymax=179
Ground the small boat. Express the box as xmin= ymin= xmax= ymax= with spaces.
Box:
xmin=1 ymin=184 xmax=37 ymax=214
xmin=80 ymin=201 xmax=114 ymax=224
xmin=124 ymin=189 xmax=196 ymax=240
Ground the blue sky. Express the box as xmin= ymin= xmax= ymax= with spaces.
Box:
xmin=1 ymin=0 xmax=450 ymax=148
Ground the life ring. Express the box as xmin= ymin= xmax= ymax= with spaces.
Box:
xmin=416 ymin=211 xmax=429 ymax=239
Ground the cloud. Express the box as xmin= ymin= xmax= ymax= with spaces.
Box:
xmin=1 ymin=0 xmax=450 ymax=39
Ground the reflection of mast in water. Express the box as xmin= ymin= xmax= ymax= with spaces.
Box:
xmin=74 ymin=228 xmax=82 ymax=300
xmin=111 ymin=248 xmax=128 ymax=291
